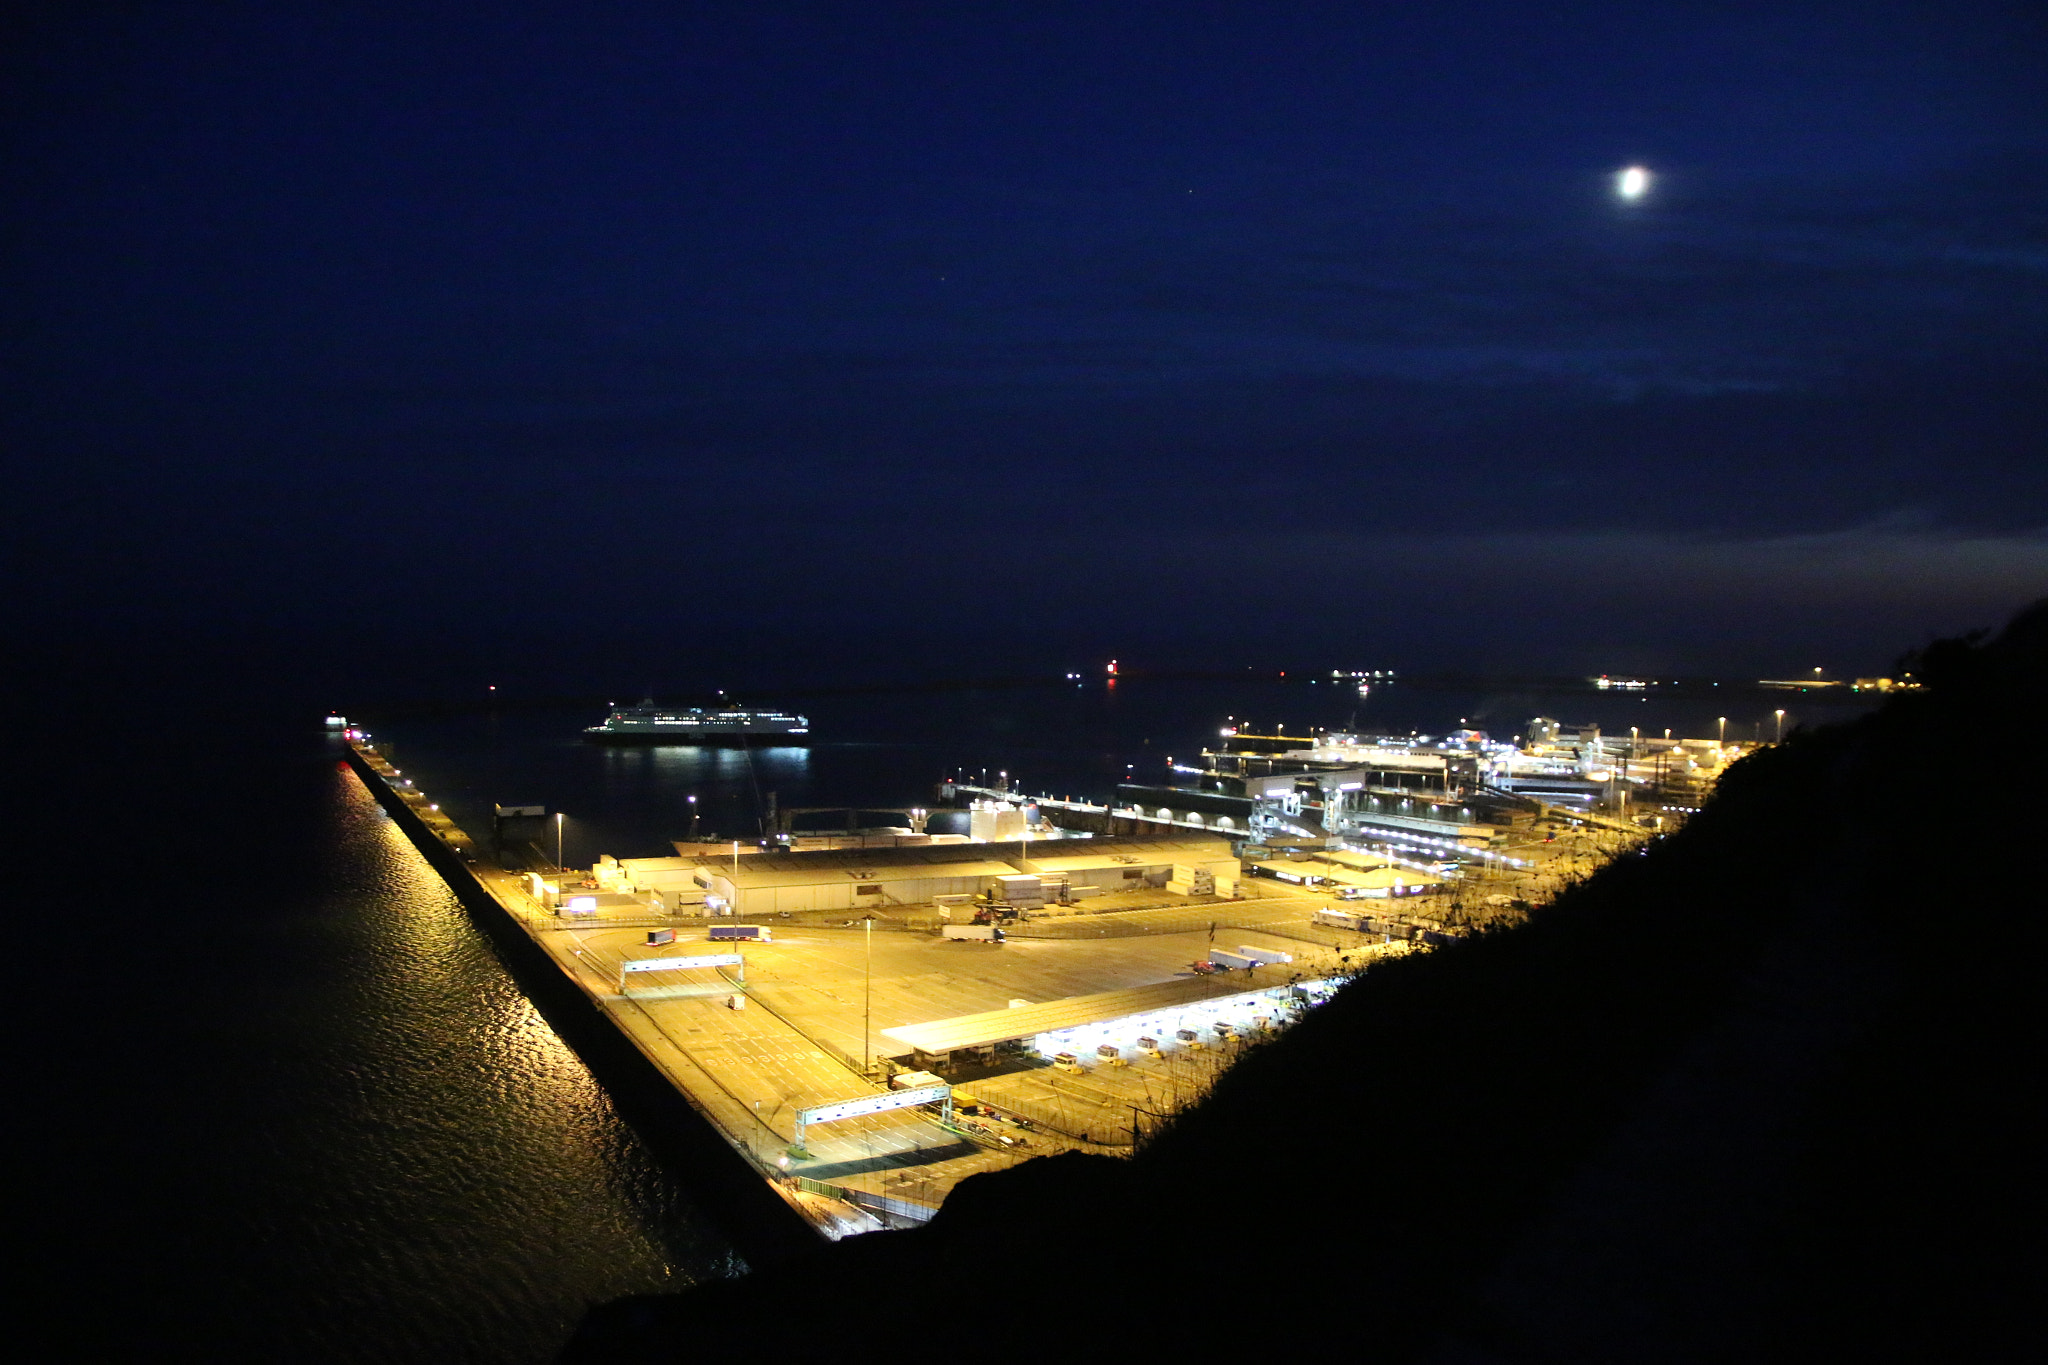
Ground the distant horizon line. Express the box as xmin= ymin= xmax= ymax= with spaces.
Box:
xmin=338 ymin=669 xmax=1891 ymax=722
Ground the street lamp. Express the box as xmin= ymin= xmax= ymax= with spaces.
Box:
xmin=555 ymin=812 xmax=565 ymax=869
xmin=687 ymin=794 xmax=698 ymax=842
xmin=860 ymin=913 xmax=877 ymax=1076
xmin=1774 ymin=709 xmax=1786 ymax=743
xmin=1717 ymin=716 xmax=1726 ymax=745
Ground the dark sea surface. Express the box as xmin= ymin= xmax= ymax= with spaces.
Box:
xmin=13 ymin=667 xmax=1874 ymax=1362
xmin=16 ymin=698 xmax=737 ymax=1364
xmin=364 ymin=675 xmax=1877 ymax=862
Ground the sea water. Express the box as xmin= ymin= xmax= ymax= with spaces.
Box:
xmin=367 ymin=674 xmax=1871 ymax=862
xmin=16 ymin=705 xmax=736 ymax=1364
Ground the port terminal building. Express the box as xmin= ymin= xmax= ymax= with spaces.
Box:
xmin=598 ymin=835 xmax=1240 ymax=917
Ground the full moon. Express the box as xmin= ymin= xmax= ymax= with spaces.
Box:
xmin=1617 ymin=165 xmax=1651 ymax=199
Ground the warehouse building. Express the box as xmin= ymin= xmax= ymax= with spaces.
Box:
xmin=1014 ymin=838 xmax=1238 ymax=899
xmin=603 ymin=836 xmax=1241 ymax=918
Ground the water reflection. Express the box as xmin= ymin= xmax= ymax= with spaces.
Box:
xmin=375 ymin=679 xmax=1879 ymax=866
xmin=231 ymin=768 xmax=738 ymax=1362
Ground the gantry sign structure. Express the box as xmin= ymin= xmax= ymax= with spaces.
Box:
xmin=618 ymin=951 xmax=744 ymax=996
xmin=791 ymin=1083 xmax=952 ymax=1152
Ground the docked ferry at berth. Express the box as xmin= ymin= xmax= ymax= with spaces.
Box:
xmin=583 ymin=700 xmax=811 ymax=744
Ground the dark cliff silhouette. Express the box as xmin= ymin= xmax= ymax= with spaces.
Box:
xmin=564 ymin=600 xmax=2048 ymax=1363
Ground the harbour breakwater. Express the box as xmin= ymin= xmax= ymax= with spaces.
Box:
xmin=337 ymin=742 xmax=825 ymax=1268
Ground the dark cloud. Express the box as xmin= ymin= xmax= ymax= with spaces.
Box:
xmin=4 ymin=3 xmax=2044 ymax=678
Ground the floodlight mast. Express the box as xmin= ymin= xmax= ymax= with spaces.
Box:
xmin=862 ymin=913 xmax=876 ymax=1074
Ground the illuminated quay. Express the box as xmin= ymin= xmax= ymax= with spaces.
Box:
xmin=338 ymin=734 xmax=1382 ymax=1244
xmin=336 ymin=702 xmax=1737 ymax=1247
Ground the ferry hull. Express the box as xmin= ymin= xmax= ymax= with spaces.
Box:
xmin=582 ymin=728 xmax=812 ymax=745
xmin=584 ymin=700 xmax=811 ymax=744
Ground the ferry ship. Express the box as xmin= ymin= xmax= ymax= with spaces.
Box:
xmin=583 ymin=700 xmax=811 ymax=744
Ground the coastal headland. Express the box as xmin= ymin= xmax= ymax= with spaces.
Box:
xmin=560 ymin=604 xmax=2048 ymax=1360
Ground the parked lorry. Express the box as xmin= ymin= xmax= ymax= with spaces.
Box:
xmin=708 ymin=924 xmax=771 ymax=942
xmin=942 ymin=923 xmax=1005 ymax=941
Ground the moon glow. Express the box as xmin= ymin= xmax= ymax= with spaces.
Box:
xmin=1617 ymin=165 xmax=1651 ymax=199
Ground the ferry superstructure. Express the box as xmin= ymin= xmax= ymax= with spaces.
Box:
xmin=583 ymin=701 xmax=811 ymax=744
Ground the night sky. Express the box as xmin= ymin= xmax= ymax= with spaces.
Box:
xmin=7 ymin=3 xmax=2044 ymax=687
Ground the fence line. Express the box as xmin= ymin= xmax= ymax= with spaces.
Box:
xmin=790 ymin=1176 xmax=938 ymax=1225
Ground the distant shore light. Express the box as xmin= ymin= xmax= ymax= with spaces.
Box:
xmin=1617 ymin=165 xmax=1651 ymax=199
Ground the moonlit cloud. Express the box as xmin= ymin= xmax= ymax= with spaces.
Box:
xmin=1392 ymin=524 xmax=2048 ymax=607
xmin=6 ymin=4 xmax=2043 ymax=674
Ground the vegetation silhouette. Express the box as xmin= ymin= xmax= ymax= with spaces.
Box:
xmin=564 ymin=600 xmax=2048 ymax=1362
